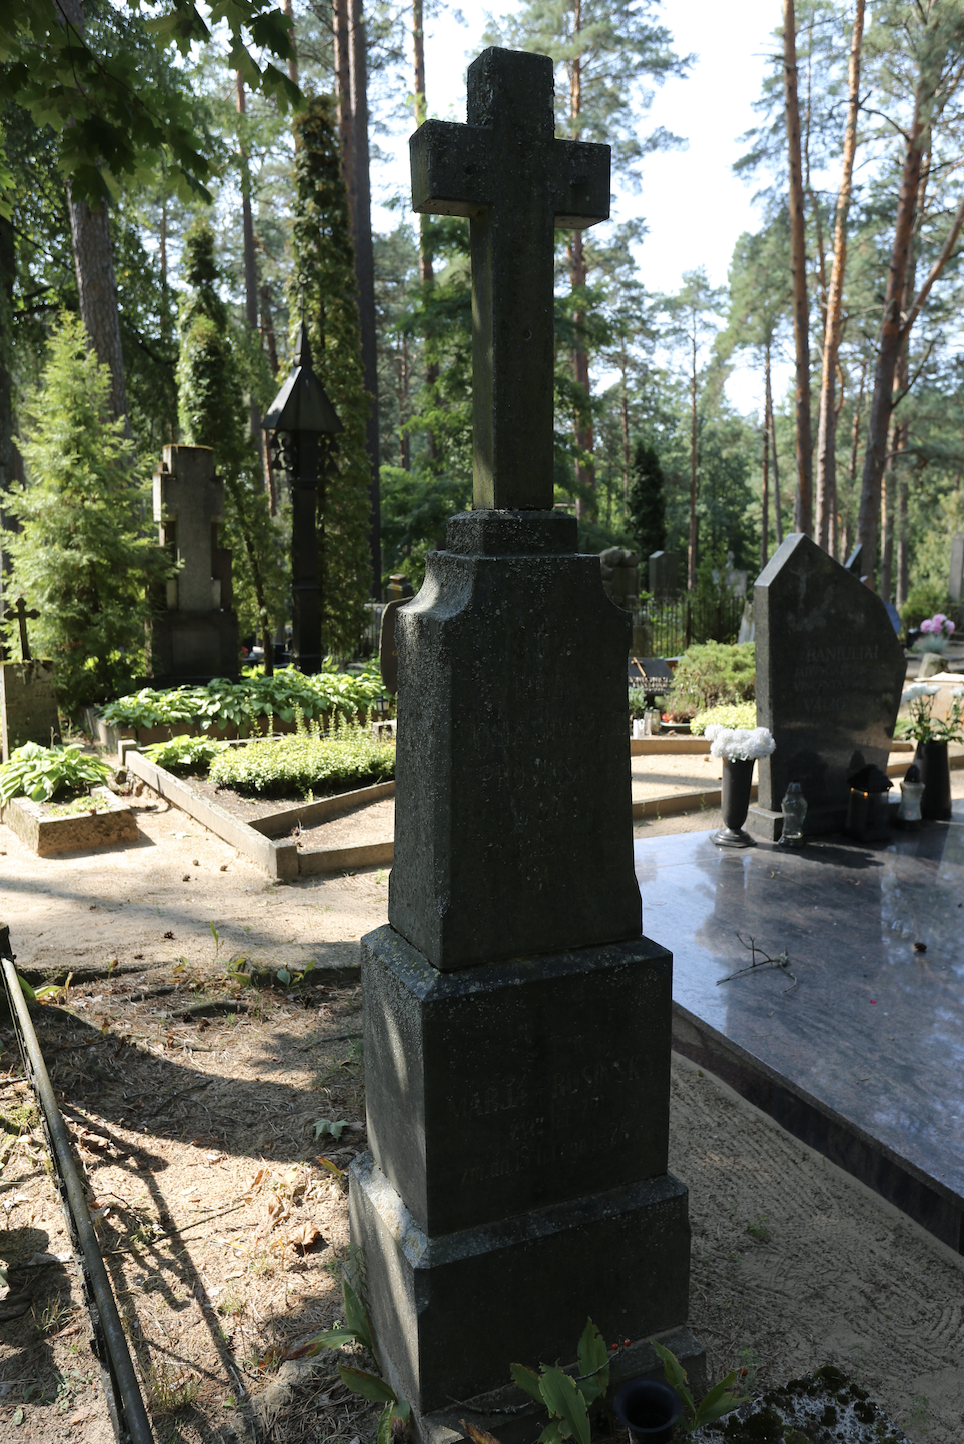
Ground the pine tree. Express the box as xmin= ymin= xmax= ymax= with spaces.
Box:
xmin=627 ymin=439 xmax=666 ymax=567
xmin=290 ymin=94 xmax=372 ymax=655
xmin=3 ymin=312 xmax=162 ymax=711
xmin=176 ymin=221 xmax=285 ymax=668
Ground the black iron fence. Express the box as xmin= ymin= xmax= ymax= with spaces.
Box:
xmin=634 ymin=592 xmax=744 ymax=658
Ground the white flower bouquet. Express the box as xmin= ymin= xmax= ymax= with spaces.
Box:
xmin=704 ymin=724 xmax=776 ymax=762
xmin=900 ymin=682 xmax=964 ymax=745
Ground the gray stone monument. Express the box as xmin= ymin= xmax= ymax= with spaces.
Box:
xmin=0 ymin=598 xmax=60 ymax=761
xmin=649 ymin=549 xmax=679 ymax=597
xmin=949 ymin=531 xmax=964 ymax=603
xmin=350 ymin=46 xmax=696 ymax=1443
xmin=599 ymin=545 xmax=639 ymax=611
xmin=747 ymin=533 xmax=905 ymax=839
xmin=149 ymin=445 xmax=239 ymax=683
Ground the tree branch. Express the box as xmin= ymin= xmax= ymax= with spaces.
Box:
xmin=901 ymin=187 xmax=964 ymax=341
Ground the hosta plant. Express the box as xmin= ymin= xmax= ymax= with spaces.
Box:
xmin=0 ymin=742 xmax=111 ymax=805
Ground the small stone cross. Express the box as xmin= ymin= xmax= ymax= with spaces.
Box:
xmin=3 ymin=596 xmax=39 ymax=662
xmin=410 ymin=46 xmax=610 ymax=510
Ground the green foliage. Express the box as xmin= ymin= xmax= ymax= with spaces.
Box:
xmin=379 ymin=466 xmax=470 ymax=588
xmin=177 ymin=219 xmax=287 ymax=649
xmin=3 ymin=312 xmax=167 ymax=711
xmin=510 ymin=1319 xmax=610 ymax=1444
xmin=101 ymin=662 xmax=387 ymax=730
xmin=291 ymin=96 xmax=373 ymax=655
xmin=208 ymin=720 xmax=395 ymax=798
xmin=0 ymin=742 xmax=111 ymax=805
xmin=671 ymin=642 xmax=756 ymax=719
xmin=142 ymin=735 xmax=227 ymax=771
xmin=652 ymin=1340 xmax=747 ymax=1434
xmin=628 ymin=438 xmax=666 ymax=564
xmin=691 ymin=701 xmax=757 ymax=736
xmin=900 ymin=582 xmax=950 ymax=631
xmin=0 ymin=0 xmax=298 ymax=215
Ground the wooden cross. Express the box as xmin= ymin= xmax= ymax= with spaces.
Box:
xmin=410 ymin=46 xmax=610 ymax=510
xmin=3 ymin=596 xmax=39 ymax=662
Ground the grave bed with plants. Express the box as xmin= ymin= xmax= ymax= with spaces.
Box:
xmin=0 ymin=742 xmax=137 ymax=855
xmin=123 ymin=725 xmax=396 ymax=880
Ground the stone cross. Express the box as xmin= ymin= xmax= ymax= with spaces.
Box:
xmin=410 ymin=46 xmax=610 ymax=509
xmin=3 ymin=597 xmax=39 ymax=662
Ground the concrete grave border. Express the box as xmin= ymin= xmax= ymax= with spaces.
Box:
xmin=122 ymin=744 xmax=393 ymax=881
xmin=1 ymin=786 xmax=138 ymax=856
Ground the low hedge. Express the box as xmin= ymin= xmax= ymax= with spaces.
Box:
xmin=690 ymin=701 xmax=757 ymax=736
xmin=669 ymin=642 xmax=755 ymax=720
xmin=207 ymin=726 xmax=395 ymax=799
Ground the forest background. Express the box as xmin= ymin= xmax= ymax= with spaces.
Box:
xmin=3 ymin=0 xmax=964 ymax=677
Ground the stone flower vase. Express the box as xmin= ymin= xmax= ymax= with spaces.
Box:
xmin=916 ymin=740 xmax=952 ymax=822
xmin=713 ymin=757 xmax=756 ymax=848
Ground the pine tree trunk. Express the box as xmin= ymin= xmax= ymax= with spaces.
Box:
xmin=334 ymin=0 xmax=354 ymax=200
xmin=280 ymin=0 xmax=299 ymax=85
xmin=412 ymin=0 xmax=437 ymax=462
xmin=67 ymin=191 xmax=129 ymax=426
xmin=880 ymin=416 xmax=898 ymax=600
xmin=856 ymin=99 xmax=924 ymax=587
xmin=845 ymin=365 xmax=865 ymax=559
xmin=815 ymin=0 xmax=863 ymax=551
xmin=782 ymin=0 xmax=813 ymax=535
xmin=350 ymin=0 xmax=381 ymax=597
xmin=761 ymin=412 xmax=769 ymax=573
xmin=765 ymin=343 xmax=783 ymax=546
xmin=688 ymin=328 xmax=697 ymax=591
xmin=896 ymin=428 xmax=909 ymax=607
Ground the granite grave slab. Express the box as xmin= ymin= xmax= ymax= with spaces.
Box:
xmin=634 ymin=822 xmax=964 ymax=1254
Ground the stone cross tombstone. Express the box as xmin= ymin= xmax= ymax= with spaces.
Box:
xmin=0 ymin=598 xmax=60 ymax=762
xmin=149 ymin=446 xmax=239 ymax=683
xmin=949 ymin=532 xmax=964 ymax=603
xmin=350 ymin=47 xmax=696 ymax=1442
xmin=748 ymin=533 xmax=905 ymax=839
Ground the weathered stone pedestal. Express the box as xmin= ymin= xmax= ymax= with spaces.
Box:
xmin=351 ymin=512 xmax=695 ymax=1439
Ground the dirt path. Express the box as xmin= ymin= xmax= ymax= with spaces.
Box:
xmin=0 ymin=790 xmax=961 ymax=1443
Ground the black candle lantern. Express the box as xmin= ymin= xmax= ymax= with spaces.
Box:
xmin=262 ymin=324 xmax=343 ymax=675
xmin=845 ymin=763 xmax=893 ymax=843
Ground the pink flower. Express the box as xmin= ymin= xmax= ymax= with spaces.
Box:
xmin=947 ymin=620 xmax=956 ymax=635
xmin=920 ymin=619 xmax=936 ymax=633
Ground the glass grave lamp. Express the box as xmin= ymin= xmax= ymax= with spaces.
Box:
xmin=896 ymin=762 xmax=925 ymax=830
xmin=262 ymin=323 xmax=343 ymax=676
xmin=779 ymin=780 xmax=808 ymax=847
xmin=845 ymin=763 xmax=893 ymax=843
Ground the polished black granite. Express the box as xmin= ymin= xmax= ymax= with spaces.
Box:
xmin=635 ymin=814 xmax=964 ymax=1252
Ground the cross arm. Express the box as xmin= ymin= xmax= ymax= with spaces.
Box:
xmin=410 ymin=120 xmax=494 ymax=218
xmin=550 ymin=139 xmax=611 ymax=229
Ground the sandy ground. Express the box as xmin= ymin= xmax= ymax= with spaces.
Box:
xmin=0 ymin=771 xmax=962 ymax=1442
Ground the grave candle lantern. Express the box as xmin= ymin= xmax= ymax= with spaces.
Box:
xmin=262 ymin=324 xmax=343 ymax=675
xmin=845 ymin=763 xmax=893 ymax=842
xmin=897 ymin=762 xmax=925 ymax=830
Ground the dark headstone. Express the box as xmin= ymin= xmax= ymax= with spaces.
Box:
xmin=0 ymin=661 xmax=61 ymax=762
xmin=749 ymin=533 xmax=905 ymax=837
xmin=649 ymin=549 xmax=679 ymax=597
xmin=629 ymin=656 xmax=674 ymax=706
xmin=350 ymin=46 xmax=695 ymax=1440
xmin=949 ymin=532 xmax=964 ymax=603
xmin=378 ymin=599 xmax=405 ymax=696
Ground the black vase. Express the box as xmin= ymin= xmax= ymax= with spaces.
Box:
xmin=614 ymin=1378 xmax=684 ymax=1444
xmin=916 ymin=740 xmax=952 ymax=821
xmin=713 ymin=757 xmax=756 ymax=848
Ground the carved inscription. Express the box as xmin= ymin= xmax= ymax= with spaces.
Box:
xmin=793 ymin=645 xmax=880 ymax=717
xmin=452 ymin=1053 xmax=646 ymax=1188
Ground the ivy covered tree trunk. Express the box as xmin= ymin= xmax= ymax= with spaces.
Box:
xmin=291 ymin=96 xmax=372 ymax=656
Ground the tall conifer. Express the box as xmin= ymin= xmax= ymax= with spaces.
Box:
xmin=290 ymin=95 xmax=371 ymax=652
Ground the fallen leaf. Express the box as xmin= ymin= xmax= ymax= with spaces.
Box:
xmin=164 ymin=931 xmax=175 ymax=940
xmin=286 ymin=1222 xmax=324 ymax=1252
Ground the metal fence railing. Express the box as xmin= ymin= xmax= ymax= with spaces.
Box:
xmin=633 ymin=592 xmax=744 ymax=658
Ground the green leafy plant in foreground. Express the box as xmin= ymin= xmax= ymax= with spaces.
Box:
xmin=0 ymin=742 xmax=111 ymax=805
xmin=511 ymin=1318 xmax=612 ymax=1444
xmin=652 ymin=1340 xmax=748 ymax=1434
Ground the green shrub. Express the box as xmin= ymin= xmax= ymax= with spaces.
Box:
xmin=0 ymin=742 xmax=112 ymax=804
xmin=100 ymin=661 xmax=389 ymax=732
xmin=208 ymin=722 xmax=395 ymax=798
xmin=142 ymin=736 xmax=227 ymax=772
xmin=670 ymin=642 xmax=755 ymax=719
xmin=900 ymin=582 xmax=950 ymax=631
xmin=691 ymin=701 xmax=757 ymax=735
